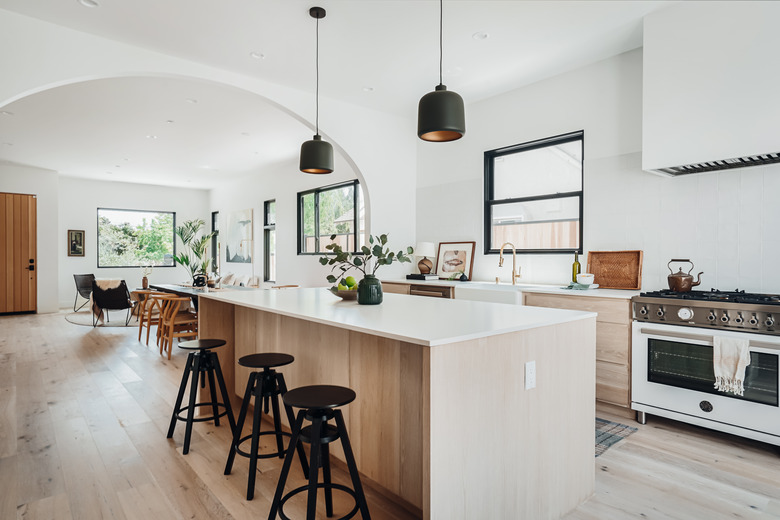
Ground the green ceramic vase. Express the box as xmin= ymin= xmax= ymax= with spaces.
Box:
xmin=357 ymin=275 xmax=383 ymax=305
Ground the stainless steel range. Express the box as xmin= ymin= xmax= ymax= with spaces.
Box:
xmin=632 ymin=289 xmax=780 ymax=446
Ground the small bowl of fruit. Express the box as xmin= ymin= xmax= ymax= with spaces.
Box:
xmin=329 ymin=276 xmax=359 ymax=300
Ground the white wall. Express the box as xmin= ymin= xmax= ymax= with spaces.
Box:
xmin=57 ymin=177 xmax=210 ymax=308
xmin=210 ymin=156 xmax=416 ymax=289
xmin=0 ymin=9 xmax=418 ymax=273
xmin=0 ymin=162 xmax=59 ymax=313
xmin=417 ymin=48 xmax=780 ymax=294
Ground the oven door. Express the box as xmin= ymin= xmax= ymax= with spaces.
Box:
xmin=632 ymin=322 xmax=780 ymax=441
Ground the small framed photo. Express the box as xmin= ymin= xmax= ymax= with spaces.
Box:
xmin=435 ymin=241 xmax=475 ymax=280
xmin=68 ymin=229 xmax=85 ymax=257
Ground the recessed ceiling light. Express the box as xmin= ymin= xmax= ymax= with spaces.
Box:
xmin=115 ymin=165 xmax=121 ymax=168
xmin=185 ymin=98 xmax=198 ymax=104
xmin=3 ymin=142 xmax=13 ymax=146
xmin=106 ymin=171 xmax=113 ymax=175
xmin=78 ymin=0 xmax=99 ymax=7
xmin=472 ymin=32 xmax=489 ymax=40
xmin=0 ymin=110 xmax=13 ymax=116
xmin=250 ymin=52 xmax=265 ymax=60
xmin=362 ymin=86 xmax=374 ymax=92
xmin=146 ymin=135 xmax=158 ymax=139
xmin=186 ymin=180 xmax=193 ymax=183
xmin=166 ymin=120 xmax=175 ymax=124
xmin=241 ymin=132 xmax=250 ymax=136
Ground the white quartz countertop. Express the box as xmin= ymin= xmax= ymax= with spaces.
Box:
xmin=385 ymin=279 xmax=638 ymax=300
xmin=200 ymin=288 xmax=596 ymax=347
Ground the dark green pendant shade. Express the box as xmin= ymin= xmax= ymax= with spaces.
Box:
xmin=417 ymin=84 xmax=465 ymax=142
xmin=300 ymin=134 xmax=333 ymax=174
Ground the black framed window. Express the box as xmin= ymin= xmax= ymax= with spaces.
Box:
xmin=211 ymin=211 xmax=219 ymax=274
xmin=484 ymin=130 xmax=584 ymax=254
xmin=298 ymin=180 xmax=363 ymax=255
xmin=264 ymin=200 xmax=276 ymax=282
xmin=97 ymin=208 xmax=176 ymax=267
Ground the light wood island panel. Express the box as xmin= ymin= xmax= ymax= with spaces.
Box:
xmin=523 ymin=292 xmax=633 ymax=418
xmin=198 ymin=292 xmax=596 ymax=519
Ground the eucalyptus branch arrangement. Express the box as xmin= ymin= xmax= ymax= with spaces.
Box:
xmin=319 ymin=233 xmax=414 ymax=286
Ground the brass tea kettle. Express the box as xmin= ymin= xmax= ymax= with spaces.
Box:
xmin=667 ymin=259 xmax=703 ymax=292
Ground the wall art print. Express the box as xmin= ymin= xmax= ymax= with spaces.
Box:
xmin=225 ymin=209 xmax=253 ymax=263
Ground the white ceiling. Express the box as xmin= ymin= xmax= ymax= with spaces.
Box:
xmin=0 ymin=0 xmax=673 ymax=189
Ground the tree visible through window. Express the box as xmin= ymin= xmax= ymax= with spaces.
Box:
xmin=298 ymin=180 xmax=364 ymax=254
xmin=97 ymin=208 xmax=176 ymax=267
xmin=484 ymin=131 xmax=583 ymax=254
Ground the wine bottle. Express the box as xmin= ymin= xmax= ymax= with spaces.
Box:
xmin=572 ymin=253 xmax=581 ymax=283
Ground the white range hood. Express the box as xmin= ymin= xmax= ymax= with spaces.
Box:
xmin=642 ymin=2 xmax=780 ymax=177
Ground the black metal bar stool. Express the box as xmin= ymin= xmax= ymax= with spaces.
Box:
xmin=167 ymin=338 xmax=237 ymax=454
xmin=225 ymin=352 xmax=310 ymax=500
xmin=268 ymin=384 xmax=371 ymax=520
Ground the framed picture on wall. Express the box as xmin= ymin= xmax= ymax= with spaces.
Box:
xmin=68 ymin=229 xmax=85 ymax=257
xmin=435 ymin=241 xmax=475 ymax=280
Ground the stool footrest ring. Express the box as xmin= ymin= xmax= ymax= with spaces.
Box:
xmin=278 ymin=482 xmax=359 ymax=520
xmin=174 ymin=402 xmax=229 ymax=423
xmin=234 ymin=431 xmax=291 ymax=460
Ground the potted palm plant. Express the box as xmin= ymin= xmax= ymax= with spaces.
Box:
xmin=319 ymin=233 xmax=413 ymax=304
xmin=173 ymin=219 xmax=215 ymax=286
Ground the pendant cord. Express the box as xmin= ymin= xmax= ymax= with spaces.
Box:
xmin=439 ymin=0 xmax=443 ymax=86
xmin=316 ymin=15 xmax=320 ymax=135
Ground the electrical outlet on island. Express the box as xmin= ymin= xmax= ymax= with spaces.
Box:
xmin=525 ymin=361 xmax=536 ymax=390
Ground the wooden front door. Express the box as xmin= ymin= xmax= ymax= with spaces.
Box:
xmin=0 ymin=192 xmax=37 ymax=313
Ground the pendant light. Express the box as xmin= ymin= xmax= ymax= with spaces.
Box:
xmin=417 ymin=0 xmax=465 ymax=142
xmin=300 ymin=6 xmax=333 ymax=174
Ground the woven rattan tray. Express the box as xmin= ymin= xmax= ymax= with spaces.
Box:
xmin=586 ymin=250 xmax=643 ymax=290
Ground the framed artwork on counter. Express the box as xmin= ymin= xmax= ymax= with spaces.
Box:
xmin=68 ymin=229 xmax=85 ymax=257
xmin=435 ymin=241 xmax=475 ymax=280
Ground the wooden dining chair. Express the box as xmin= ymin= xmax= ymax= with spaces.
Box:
xmin=158 ymin=296 xmax=198 ymax=359
xmin=135 ymin=290 xmax=167 ymax=346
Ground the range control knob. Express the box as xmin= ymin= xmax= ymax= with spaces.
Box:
xmin=700 ymin=401 xmax=713 ymax=413
xmin=656 ymin=308 xmax=665 ymax=318
xmin=639 ymin=306 xmax=648 ymax=316
xmin=707 ymin=312 xmax=717 ymax=322
xmin=677 ymin=307 xmax=694 ymax=321
xmin=749 ymin=314 xmax=759 ymax=326
xmin=721 ymin=313 xmax=730 ymax=323
xmin=766 ymin=316 xmax=775 ymax=328
xmin=734 ymin=314 xmax=744 ymax=325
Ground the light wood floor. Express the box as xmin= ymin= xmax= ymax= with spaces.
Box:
xmin=1 ymin=311 xmax=779 ymax=519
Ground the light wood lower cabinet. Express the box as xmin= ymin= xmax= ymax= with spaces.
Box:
xmin=382 ymin=281 xmax=453 ymax=298
xmin=523 ymin=292 xmax=633 ymax=416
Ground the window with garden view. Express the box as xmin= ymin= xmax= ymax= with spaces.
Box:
xmin=484 ymin=130 xmax=583 ymax=254
xmin=97 ymin=208 xmax=176 ymax=267
xmin=298 ymin=180 xmax=364 ymax=254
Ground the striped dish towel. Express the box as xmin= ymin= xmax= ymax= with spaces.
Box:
xmin=713 ymin=336 xmax=750 ymax=396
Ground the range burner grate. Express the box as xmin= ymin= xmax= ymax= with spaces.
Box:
xmin=640 ymin=289 xmax=780 ymax=305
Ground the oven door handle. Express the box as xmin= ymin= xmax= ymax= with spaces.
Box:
xmin=640 ymin=327 xmax=780 ymax=352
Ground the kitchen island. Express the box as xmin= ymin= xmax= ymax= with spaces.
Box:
xmin=198 ymin=288 xmax=597 ymax=519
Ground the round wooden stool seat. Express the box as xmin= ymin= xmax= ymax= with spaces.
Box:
xmin=238 ymin=352 xmax=294 ymax=369
xmin=283 ymin=384 xmax=356 ymax=410
xmin=179 ymin=338 xmax=226 ymax=350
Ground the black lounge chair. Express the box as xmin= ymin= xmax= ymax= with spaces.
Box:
xmin=73 ymin=273 xmax=95 ymax=312
xmin=91 ymin=280 xmax=133 ymax=327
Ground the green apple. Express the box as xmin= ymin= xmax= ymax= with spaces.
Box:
xmin=337 ymin=283 xmax=348 ymax=291
xmin=350 ymin=285 xmax=358 ymax=291
xmin=344 ymin=276 xmax=357 ymax=287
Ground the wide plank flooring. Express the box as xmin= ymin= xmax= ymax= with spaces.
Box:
xmin=1 ymin=311 xmax=779 ymax=519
